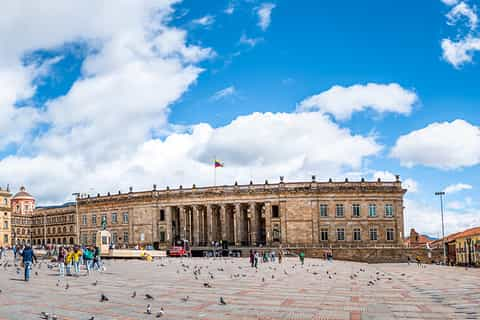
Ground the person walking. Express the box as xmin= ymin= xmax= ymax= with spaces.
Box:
xmin=278 ymin=250 xmax=283 ymax=264
xmin=57 ymin=246 xmax=66 ymax=277
xmin=83 ymin=247 xmax=94 ymax=274
xmin=73 ymin=247 xmax=82 ymax=274
xmin=93 ymin=246 xmax=102 ymax=271
xmin=299 ymin=251 xmax=305 ymax=266
xmin=65 ymin=247 xmax=74 ymax=276
xmin=254 ymin=251 xmax=259 ymax=269
xmin=21 ymin=245 xmax=37 ymax=281
xmin=249 ymin=250 xmax=254 ymax=268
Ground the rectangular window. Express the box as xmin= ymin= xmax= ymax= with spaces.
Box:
xmin=82 ymin=215 xmax=87 ymax=225
xmin=385 ymin=204 xmax=394 ymax=217
xmin=353 ymin=228 xmax=361 ymax=241
xmin=123 ymin=231 xmax=129 ymax=243
xmin=319 ymin=204 xmax=328 ymax=217
xmin=159 ymin=231 xmax=166 ymax=242
xmin=352 ymin=204 xmax=360 ymax=217
xmin=160 ymin=210 xmax=165 ymax=221
xmin=386 ymin=228 xmax=395 ymax=241
xmin=111 ymin=213 xmax=118 ymax=224
xmin=92 ymin=233 xmax=96 ymax=245
xmin=81 ymin=233 xmax=88 ymax=245
xmin=320 ymin=228 xmax=329 ymax=241
xmin=3 ymin=234 xmax=8 ymax=243
xmin=123 ymin=212 xmax=129 ymax=224
xmin=336 ymin=228 xmax=345 ymax=241
xmin=112 ymin=232 xmax=118 ymax=244
xmin=272 ymin=205 xmax=279 ymax=218
xmin=369 ymin=228 xmax=378 ymax=241
xmin=3 ymin=221 xmax=8 ymax=229
xmin=335 ymin=204 xmax=344 ymax=217
xmin=101 ymin=214 xmax=107 ymax=225
xmin=368 ymin=204 xmax=377 ymax=217
xmin=92 ymin=215 xmax=97 ymax=225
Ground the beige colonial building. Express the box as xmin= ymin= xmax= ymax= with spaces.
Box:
xmin=0 ymin=186 xmax=12 ymax=247
xmin=6 ymin=177 xmax=406 ymax=249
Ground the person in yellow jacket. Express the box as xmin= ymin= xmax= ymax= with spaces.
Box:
xmin=65 ymin=248 xmax=74 ymax=276
xmin=73 ymin=247 xmax=82 ymax=274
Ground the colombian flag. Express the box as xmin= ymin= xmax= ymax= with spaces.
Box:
xmin=214 ymin=160 xmax=224 ymax=168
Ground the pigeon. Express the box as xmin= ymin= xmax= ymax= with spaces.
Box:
xmin=203 ymin=283 xmax=212 ymax=288
xmin=35 ymin=271 xmax=39 ymax=276
xmin=56 ymin=280 xmax=60 ymax=287
xmin=156 ymin=308 xmax=165 ymax=318
xmin=40 ymin=312 xmax=49 ymax=319
xmin=92 ymin=280 xmax=98 ymax=286
xmin=146 ymin=304 xmax=152 ymax=314
xmin=65 ymin=283 xmax=69 ymax=290
xmin=219 ymin=297 xmax=227 ymax=305
xmin=145 ymin=294 xmax=154 ymax=300
xmin=88 ymin=317 xmax=95 ymax=320
xmin=181 ymin=296 xmax=189 ymax=303
xmin=131 ymin=291 xmax=136 ymax=298
xmin=100 ymin=294 xmax=109 ymax=302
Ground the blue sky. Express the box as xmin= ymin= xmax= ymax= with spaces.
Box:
xmin=0 ymin=0 xmax=479 ymax=237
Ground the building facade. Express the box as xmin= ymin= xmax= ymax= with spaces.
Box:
xmin=6 ymin=178 xmax=406 ymax=249
xmin=0 ymin=186 xmax=12 ymax=247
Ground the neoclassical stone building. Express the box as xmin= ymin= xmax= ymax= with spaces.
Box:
xmin=5 ymin=177 xmax=406 ymax=249
xmin=77 ymin=177 xmax=406 ymax=249
xmin=0 ymin=186 xmax=12 ymax=247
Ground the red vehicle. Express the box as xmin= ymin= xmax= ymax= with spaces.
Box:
xmin=168 ymin=240 xmax=190 ymax=257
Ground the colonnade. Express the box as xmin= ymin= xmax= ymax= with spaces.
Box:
xmin=165 ymin=202 xmax=271 ymax=247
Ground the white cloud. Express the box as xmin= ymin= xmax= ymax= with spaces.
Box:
xmin=297 ymin=83 xmax=418 ymax=121
xmin=441 ymin=36 xmax=480 ymax=68
xmin=239 ymin=34 xmax=263 ymax=47
xmin=391 ymin=119 xmax=480 ymax=170
xmin=211 ymin=86 xmax=236 ymax=101
xmin=192 ymin=15 xmax=215 ymax=26
xmin=446 ymin=2 xmax=478 ymax=30
xmin=257 ymin=3 xmax=276 ymax=31
xmin=442 ymin=0 xmax=459 ymax=5
xmin=404 ymin=198 xmax=480 ymax=237
xmin=443 ymin=183 xmax=473 ymax=194
xmin=403 ymin=178 xmax=419 ymax=193
xmin=0 ymin=111 xmax=382 ymax=203
xmin=225 ymin=2 xmax=235 ymax=15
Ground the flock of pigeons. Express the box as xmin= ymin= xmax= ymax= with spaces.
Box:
xmin=0 ymin=254 xmax=407 ymax=319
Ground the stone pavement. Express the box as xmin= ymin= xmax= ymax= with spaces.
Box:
xmin=0 ymin=255 xmax=479 ymax=320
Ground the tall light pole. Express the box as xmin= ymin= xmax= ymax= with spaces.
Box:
xmin=435 ymin=191 xmax=447 ymax=264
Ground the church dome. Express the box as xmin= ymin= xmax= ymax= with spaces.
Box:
xmin=12 ymin=186 xmax=34 ymax=200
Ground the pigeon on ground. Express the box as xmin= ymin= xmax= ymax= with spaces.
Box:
xmin=219 ymin=297 xmax=227 ymax=305
xmin=145 ymin=294 xmax=154 ymax=300
xmin=65 ymin=283 xmax=69 ymax=290
xmin=131 ymin=291 xmax=136 ymax=298
xmin=203 ymin=283 xmax=212 ymax=288
xmin=100 ymin=294 xmax=109 ymax=302
xmin=181 ymin=296 xmax=189 ymax=303
xmin=92 ymin=280 xmax=98 ymax=286
xmin=88 ymin=317 xmax=95 ymax=320
xmin=40 ymin=312 xmax=49 ymax=319
xmin=146 ymin=304 xmax=152 ymax=314
xmin=156 ymin=307 xmax=165 ymax=318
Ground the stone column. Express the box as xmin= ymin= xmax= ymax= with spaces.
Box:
xmin=220 ymin=204 xmax=227 ymax=241
xmin=193 ymin=206 xmax=200 ymax=246
xmin=235 ymin=203 xmax=242 ymax=246
xmin=206 ymin=204 xmax=213 ymax=243
xmin=264 ymin=202 xmax=272 ymax=246
xmin=179 ymin=206 xmax=186 ymax=240
xmin=249 ymin=202 xmax=257 ymax=246
xmin=165 ymin=206 xmax=173 ymax=243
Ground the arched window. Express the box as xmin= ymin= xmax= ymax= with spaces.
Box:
xmin=52 ymin=238 xmax=56 ymax=244
xmin=63 ymin=227 xmax=67 ymax=233
xmin=70 ymin=226 xmax=74 ymax=233
xmin=69 ymin=237 xmax=74 ymax=245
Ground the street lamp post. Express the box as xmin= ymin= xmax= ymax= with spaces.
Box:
xmin=72 ymin=193 xmax=80 ymax=245
xmin=435 ymin=191 xmax=447 ymax=265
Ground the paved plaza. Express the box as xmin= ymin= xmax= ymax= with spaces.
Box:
xmin=0 ymin=255 xmax=479 ymax=320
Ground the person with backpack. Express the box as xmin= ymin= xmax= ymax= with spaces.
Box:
xmin=21 ymin=245 xmax=37 ymax=281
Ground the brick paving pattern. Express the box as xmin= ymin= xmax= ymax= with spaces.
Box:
xmin=0 ymin=254 xmax=479 ymax=319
